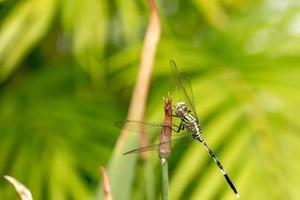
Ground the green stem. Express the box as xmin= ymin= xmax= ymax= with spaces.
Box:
xmin=160 ymin=157 xmax=169 ymax=200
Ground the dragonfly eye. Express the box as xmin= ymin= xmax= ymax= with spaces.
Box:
xmin=175 ymin=102 xmax=187 ymax=116
xmin=175 ymin=102 xmax=185 ymax=109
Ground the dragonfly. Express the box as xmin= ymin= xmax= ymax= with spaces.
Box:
xmin=117 ymin=60 xmax=239 ymax=197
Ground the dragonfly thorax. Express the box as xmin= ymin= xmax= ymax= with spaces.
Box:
xmin=175 ymin=102 xmax=188 ymax=117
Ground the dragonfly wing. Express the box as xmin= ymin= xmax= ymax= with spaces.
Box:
xmin=123 ymin=134 xmax=193 ymax=155
xmin=123 ymin=143 xmax=162 ymax=155
xmin=115 ymin=120 xmax=179 ymax=133
xmin=170 ymin=59 xmax=199 ymax=121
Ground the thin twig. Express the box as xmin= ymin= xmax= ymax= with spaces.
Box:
xmin=115 ymin=0 xmax=161 ymax=157
xmin=100 ymin=166 xmax=113 ymax=200
xmin=106 ymin=1 xmax=161 ymax=199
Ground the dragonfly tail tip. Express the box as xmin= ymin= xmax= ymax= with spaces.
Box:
xmin=236 ymin=193 xmax=240 ymax=198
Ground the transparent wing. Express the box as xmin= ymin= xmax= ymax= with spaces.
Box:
xmin=123 ymin=134 xmax=192 ymax=155
xmin=123 ymin=143 xmax=162 ymax=155
xmin=170 ymin=59 xmax=199 ymax=121
xmin=115 ymin=120 xmax=180 ymax=133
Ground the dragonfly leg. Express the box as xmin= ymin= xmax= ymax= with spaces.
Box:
xmin=173 ymin=121 xmax=184 ymax=133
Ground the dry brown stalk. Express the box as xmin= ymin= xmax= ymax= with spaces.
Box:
xmin=100 ymin=166 xmax=113 ymax=200
xmin=115 ymin=0 xmax=161 ymax=157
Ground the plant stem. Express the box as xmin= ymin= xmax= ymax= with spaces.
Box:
xmin=100 ymin=166 xmax=113 ymax=200
xmin=160 ymin=157 xmax=169 ymax=200
xmin=158 ymin=94 xmax=172 ymax=200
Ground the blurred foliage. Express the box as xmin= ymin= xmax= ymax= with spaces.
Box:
xmin=0 ymin=0 xmax=300 ymax=199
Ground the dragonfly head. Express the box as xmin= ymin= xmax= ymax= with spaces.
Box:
xmin=175 ymin=102 xmax=188 ymax=117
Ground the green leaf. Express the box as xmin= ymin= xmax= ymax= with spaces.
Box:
xmin=0 ymin=0 xmax=57 ymax=82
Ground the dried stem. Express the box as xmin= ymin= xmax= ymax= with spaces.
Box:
xmin=115 ymin=0 xmax=161 ymax=157
xmin=105 ymin=0 xmax=161 ymax=199
xmin=100 ymin=166 xmax=113 ymax=200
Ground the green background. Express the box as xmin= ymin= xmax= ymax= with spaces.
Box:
xmin=0 ymin=0 xmax=300 ymax=199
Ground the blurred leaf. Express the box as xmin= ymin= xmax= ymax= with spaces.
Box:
xmin=0 ymin=65 xmax=122 ymax=199
xmin=60 ymin=0 xmax=108 ymax=87
xmin=0 ymin=0 xmax=57 ymax=82
xmin=194 ymin=0 xmax=228 ymax=30
xmin=115 ymin=0 xmax=145 ymax=43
